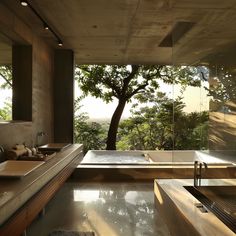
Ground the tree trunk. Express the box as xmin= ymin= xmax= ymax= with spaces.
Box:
xmin=106 ymin=99 xmax=126 ymax=150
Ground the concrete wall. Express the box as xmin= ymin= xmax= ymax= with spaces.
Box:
xmin=0 ymin=4 xmax=54 ymax=149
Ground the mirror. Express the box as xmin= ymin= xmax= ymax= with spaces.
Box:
xmin=0 ymin=31 xmax=32 ymax=122
xmin=0 ymin=32 xmax=12 ymax=122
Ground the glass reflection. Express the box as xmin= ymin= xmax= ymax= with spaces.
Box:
xmin=208 ymin=65 xmax=236 ymax=151
xmin=73 ymin=190 xmax=100 ymax=202
xmin=171 ymin=1 xmax=236 ymax=162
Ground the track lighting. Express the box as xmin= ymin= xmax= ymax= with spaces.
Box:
xmin=20 ymin=0 xmax=63 ymax=47
xmin=20 ymin=0 xmax=28 ymax=6
xmin=58 ymin=41 xmax=63 ymax=47
xmin=44 ymin=23 xmax=49 ymax=30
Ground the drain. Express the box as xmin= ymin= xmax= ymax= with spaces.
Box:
xmin=195 ymin=203 xmax=208 ymax=213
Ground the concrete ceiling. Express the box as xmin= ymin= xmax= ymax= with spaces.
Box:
xmin=2 ymin=0 xmax=236 ymax=65
xmin=0 ymin=33 xmax=12 ymax=65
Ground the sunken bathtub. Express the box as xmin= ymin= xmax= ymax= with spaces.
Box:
xmin=77 ymin=150 xmax=235 ymax=180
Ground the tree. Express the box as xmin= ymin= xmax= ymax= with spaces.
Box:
xmin=75 ymin=65 xmax=201 ymax=150
xmin=0 ymin=99 xmax=11 ymax=121
xmin=0 ymin=65 xmax=12 ymax=89
xmin=74 ymin=97 xmax=107 ymax=153
xmin=0 ymin=65 xmax=12 ymax=121
xmin=117 ymin=94 xmax=209 ymax=150
xmin=205 ymin=65 xmax=236 ymax=112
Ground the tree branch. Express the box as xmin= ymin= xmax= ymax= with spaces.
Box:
xmin=121 ymin=65 xmax=139 ymax=95
xmin=103 ymin=77 xmax=121 ymax=98
xmin=0 ymin=72 xmax=12 ymax=87
xmin=127 ymin=81 xmax=149 ymax=99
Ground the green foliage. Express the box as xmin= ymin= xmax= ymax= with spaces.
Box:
xmin=0 ymin=65 xmax=12 ymax=121
xmin=207 ymin=66 xmax=236 ymax=102
xmin=75 ymin=65 xmax=202 ymax=149
xmin=173 ymin=111 xmax=209 ymax=150
xmin=0 ymin=65 xmax=12 ymax=89
xmin=117 ymin=93 xmax=209 ymax=150
xmin=75 ymin=65 xmax=201 ymax=103
xmin=73 ymin=98 xmax=107 ymax=153
xmin=0 ymin=100 xmax=11 ymax=121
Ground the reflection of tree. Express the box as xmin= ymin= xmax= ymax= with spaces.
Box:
xmin=87 ymin=187 xmax=156 ymax=236
xmin=209 ymin=111 xmax=236 ymax=150
xmin=0 ymin=65 xmax=12 ymax=89
xmin=207 ymin=65 xmax=236 ymax=111
xmin=207 ymin=65 xmax=236 ymax=150
xmin=0 ymin=98 xmax=11 ymax=121
xmin=0 ymin=65 xmax=12 ymax=121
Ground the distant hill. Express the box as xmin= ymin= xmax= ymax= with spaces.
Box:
xmin=88 ymin=117 xmax=110 ymax=123
xmin=88 ymin=117 xmax=127 ymax=123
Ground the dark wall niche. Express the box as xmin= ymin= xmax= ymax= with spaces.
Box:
xmin=12 ymin=45 xmax=32 ymax=121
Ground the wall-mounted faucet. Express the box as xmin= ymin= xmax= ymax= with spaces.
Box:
xmin=36 ymin=131 xmax=46 ymax=147
xmin=194 ymin=161 xmax=208 ymax=187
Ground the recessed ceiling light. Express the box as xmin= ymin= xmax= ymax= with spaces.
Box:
xmin=20 ymin=0 xmax=28 ymax=6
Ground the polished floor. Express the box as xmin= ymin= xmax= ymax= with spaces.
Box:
xmin=27 ymin=179 xmax=170 ymax=236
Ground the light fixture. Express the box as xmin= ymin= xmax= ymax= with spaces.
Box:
xmin=58 ymin=41 xmax=63 ymax=47
xmin=44 ymin=23 xmax=49 ymax=30
xmin=20 ymin=0 xmax=28 ymax=6
xmin=20 ymin=0 xmax=63 ymax=47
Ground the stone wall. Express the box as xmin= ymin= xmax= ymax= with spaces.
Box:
xmin=0 ymin=3 xmax=54 ymax=149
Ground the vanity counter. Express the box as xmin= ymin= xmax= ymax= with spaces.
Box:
xmin=0 ymin=144 xmax=83 ymax=232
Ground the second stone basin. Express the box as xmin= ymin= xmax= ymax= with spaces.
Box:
xmin=38 ymin=143 xmax=71 ymax=152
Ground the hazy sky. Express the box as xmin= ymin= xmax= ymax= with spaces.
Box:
xmin=0 ymin=76 xmax=209 ymax=119
xmin=75 ymin=81 xmax=209 ymax=119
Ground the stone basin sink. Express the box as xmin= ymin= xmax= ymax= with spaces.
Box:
xmin=0 ymin=160 xmax=45 ymax=178
xmin=38 ymin=143 xmax=71 ymax=152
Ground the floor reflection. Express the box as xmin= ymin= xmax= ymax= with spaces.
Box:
xmin=27 ymin=180 xmax=170 ymax=236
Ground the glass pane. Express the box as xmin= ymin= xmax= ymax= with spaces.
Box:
xmin=0 ymin=33 xmax=12 ymax=122
xmin=172 ymin=1 xmax=236 ymax=165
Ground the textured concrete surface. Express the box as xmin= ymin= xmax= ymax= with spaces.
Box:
xmin=3 ymin=0 xmax=236 ymax=65
xmin=0 ymin=3 xmax=54 ymax=149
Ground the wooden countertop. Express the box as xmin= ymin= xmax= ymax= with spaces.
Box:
xmin=0 ymin=144 xmax=83 ymax=225
xmin=154 ymin=178 xmax=236 ymax=236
